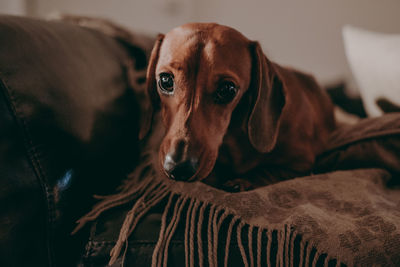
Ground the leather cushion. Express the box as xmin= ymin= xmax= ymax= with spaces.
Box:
xmin=0 ymin=15 xmax=150 ymax=266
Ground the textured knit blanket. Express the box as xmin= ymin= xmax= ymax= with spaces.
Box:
xmin=75 ymin=113 xmax=400 ymax=267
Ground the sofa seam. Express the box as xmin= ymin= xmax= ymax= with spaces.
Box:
xmin=0 ymin=77 xmax=55 ymax=266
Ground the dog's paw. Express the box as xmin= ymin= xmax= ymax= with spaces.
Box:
xmin=222 ymin=178 xmax=254 ymax=193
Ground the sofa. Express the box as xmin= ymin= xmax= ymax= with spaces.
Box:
xmin=1 ymin=15 xmax=399 ymax=267
xmin=0 ymin=15 xmax=149 ymax=266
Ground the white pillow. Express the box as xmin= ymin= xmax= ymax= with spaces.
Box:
xmin=343 ymin=25 xmax=400 ymax=117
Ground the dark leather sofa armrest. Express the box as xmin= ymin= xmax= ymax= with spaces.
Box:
xmin=0 ymin=15 xmax=152 ymax=266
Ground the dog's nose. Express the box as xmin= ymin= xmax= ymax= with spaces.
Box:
xmin=163 ymin=153 xmax=198 ymax=181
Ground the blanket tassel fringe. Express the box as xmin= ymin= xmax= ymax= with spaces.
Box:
xmin=72 ymin=160 xmax=338 ymax=266
xmin=110 ymin=192 xmax=336 ymax=266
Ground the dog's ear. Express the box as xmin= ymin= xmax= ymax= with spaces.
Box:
xmin=247 ymin=42 xmax=286 ymax=153
xmin=139 ymin=34 xmax=164 ymax=140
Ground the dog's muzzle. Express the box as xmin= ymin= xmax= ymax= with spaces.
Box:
xmin=163 ymin=153 xmax=198 ymax=181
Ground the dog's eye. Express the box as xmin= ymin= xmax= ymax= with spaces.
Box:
xmin=158 ymin=73 xmax=174 ymax=94
xmin=214 ymin=81 xmax=238 ymax=104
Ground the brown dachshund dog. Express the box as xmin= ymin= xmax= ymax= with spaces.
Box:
xmin=141 ymin=23 xmax=336 ymax=191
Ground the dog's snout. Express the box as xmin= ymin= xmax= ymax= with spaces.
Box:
xmin=163 ymin=152 xmax=198 ymax=181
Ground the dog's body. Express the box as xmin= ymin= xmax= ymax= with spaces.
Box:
xmin=142 ymin=23 xmax=336 ymax=191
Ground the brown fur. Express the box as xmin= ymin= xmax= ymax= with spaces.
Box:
xmin=142 ymin=23 xmax=336 ymax=191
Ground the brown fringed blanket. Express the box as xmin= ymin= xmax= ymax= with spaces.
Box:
xmin=74 ymin=113 xmax=400 ymax=267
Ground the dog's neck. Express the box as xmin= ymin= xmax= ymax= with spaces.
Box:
xmin=217 ymin=124 xmax=263 ymax=174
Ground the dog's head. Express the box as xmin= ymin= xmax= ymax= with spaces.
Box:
xmin=141 ymin=23 xmax=285 ymax=182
